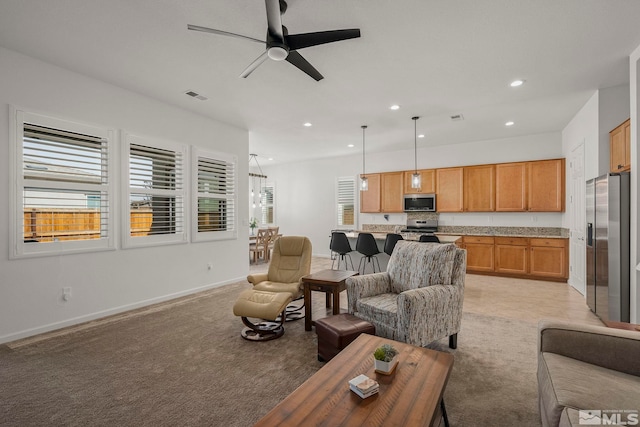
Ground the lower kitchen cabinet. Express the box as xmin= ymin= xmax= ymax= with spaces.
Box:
xmin=528 ymin=238 xmax=567 ymax=279
xmin=461 ymin=235 xmax=568 ymax=281
xmin=494 ymin=237 xmax=528 ymax=275
xmin=463 ymin=236 xmax=495 ymax=272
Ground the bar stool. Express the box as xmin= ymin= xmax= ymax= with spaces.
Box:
xmin=419 ymin=234 xmax=440 ymax=243
xmin=330 ymin=231 xmax=355 ymax=270
xmin=355 ymin=232 xmax=381 ymax=274
xmin=383 ymin=233 xmax=404 ymax=256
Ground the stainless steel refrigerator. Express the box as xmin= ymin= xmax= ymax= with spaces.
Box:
xmin=585 ymin=172 xmax=630 ymax=322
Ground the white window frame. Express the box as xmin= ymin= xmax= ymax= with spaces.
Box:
xmin=191 ymin=148 xmax=237 ymax=242
xmin=10 ymin=108 xmax=115 ymax=258
xmin=336 ymin=176 xmax=357 ymax=230
xmin=261 ymin=182 xmax=275 ymax=226
xmin=121 ymin=132 xmax=188 ymax=248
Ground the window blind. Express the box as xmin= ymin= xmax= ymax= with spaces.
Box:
xmin=261 ymin=184 xmax=274 ymax=225
xmin=22 ymin=123 xmax=109 ymax=243
xmin=337 ymin=177 xmax=356 ymax=227
xmin=128 ymin=143 xmax=184 ymax=237
xmin=196 ymin=156 xmax=235 ymax=233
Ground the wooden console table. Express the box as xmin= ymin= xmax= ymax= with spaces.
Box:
xmin=254 ymin=334 xmax=454 ymax=426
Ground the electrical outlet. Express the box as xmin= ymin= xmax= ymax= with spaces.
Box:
xmin=62 ymin=287 xmax=72 ymax=302
xmin=207 ymin=262 xmax=213 ymax=270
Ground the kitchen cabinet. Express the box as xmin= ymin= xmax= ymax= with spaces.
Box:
xmin=610 ymin=119 xmax=631 ymax=172
xmin=529 ymin=238 xmax=568 ymax=279
xmin=494 ymin=237 xmax=528 ymax=275
xmin=528 ymin=159 xmax=565 ymax=212
xmin=436 ymin=167 xmax=464 ymax=212
xmin=463 ymin=164 xmax=495 ymax=211
xmin=360 ymin=173 xmax=381 ymax=213
xmin=462 ymin=236 xmax=495 ymax=272
xmin=495 ymin=162 xmax=527 ymax=211
xmin=403 ymin=169 xmax=436 ymax=194
xmin=381 ymin=172 xmax=404 ymax=213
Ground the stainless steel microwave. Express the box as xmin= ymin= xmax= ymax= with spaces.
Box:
xmin=403 ymin=194 xmax=436 ymax=212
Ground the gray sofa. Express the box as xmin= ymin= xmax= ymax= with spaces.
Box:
xmin=537 ymin=320 xmax=640 ymax=427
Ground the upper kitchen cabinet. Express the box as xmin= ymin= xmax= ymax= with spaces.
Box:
xmin=496 ymin=162 xmax=527 ymax=211
xmin=463 ymin=164 xmax=495 ymax=211
xmin=403 ymin=169 xmax=436 ymax=194
xmin=381 ymin=172 xmax=404 ymax=212
xmin=360 ymin=173 xmax=381 ymax=213
xmin=436 ymin=167 xmax=464 ymax=212
xmin=610 ymin=119 xmax=631 ymax=173
xmin=528 ymin=159 xmax=565 ymax=212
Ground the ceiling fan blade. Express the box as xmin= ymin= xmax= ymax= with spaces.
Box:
xmin=240 ymin=51 xmax=269 ymax=78
xmin=188 ymin=24 xmax=264 ymax=44
xmin=265 ymin=0 xmax=284 ymax=41
xmin=285 ymin=51 xmax=323 ymax=81
xmin=286 ymin=29 xmax=361 ymax=50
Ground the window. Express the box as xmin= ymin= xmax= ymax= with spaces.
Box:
xmin=123 ymin=133 xmax=187 ymax=247
xmin=11 ymin=109 xmax=114 ymax=258
xmin=337 ymin=177 xmax=356 ymax=229
xmin=261 ymin=183 xmax=275 ymax=226
xmin=192 ymin=148 xmax=237 ymax=242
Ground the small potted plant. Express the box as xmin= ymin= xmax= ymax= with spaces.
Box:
xmin=373 ymin=343 xmax=399 ymax=375
xmin=249 ymin=218 xmax=258 ymax=235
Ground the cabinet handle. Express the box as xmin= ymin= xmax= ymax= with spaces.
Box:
xmin=618 ymin=164 xmax=623 ymax=170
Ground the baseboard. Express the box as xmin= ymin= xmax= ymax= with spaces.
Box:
xmin=1 ymin=275 xmax=246 ymax=346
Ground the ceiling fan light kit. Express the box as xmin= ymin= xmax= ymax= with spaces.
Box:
xmin=189 ymin=0 xmax=361 ymax=81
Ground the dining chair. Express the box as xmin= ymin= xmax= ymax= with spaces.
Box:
xmin=249 ymin=228 xmax=270 ymax=263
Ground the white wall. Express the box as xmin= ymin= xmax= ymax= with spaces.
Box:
xmin=564 ymin=92 xmax=600 ymax=181
xmin=0 ymin=47 xmax=249 ymax=343
xmin=263 ymin=132 xmax=564 ymax=258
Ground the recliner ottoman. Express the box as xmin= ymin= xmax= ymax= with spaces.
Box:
xmin=315 ymin=313 xmax=375 ymax=361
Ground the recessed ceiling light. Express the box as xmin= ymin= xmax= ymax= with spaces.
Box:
xmin=390 ymin=105 xmax=400 ymax=110
xmin=347 ymin=144 xmax=355 ymax=148
xmin=505 ymin=121 xmax=515 ymax=126
xmin=303 ymin=122 xmax=312 ymax=127
xmin=510 ymin=80 xmax=524 ymax=87
xmin=268 ymin=157 xmax=274 ymax=161
xmin=418 ymin=134 xmax=425 ymax=138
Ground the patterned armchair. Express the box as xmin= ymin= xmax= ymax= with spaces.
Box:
xmin=346 ymin=241 xmax=466 ymax=349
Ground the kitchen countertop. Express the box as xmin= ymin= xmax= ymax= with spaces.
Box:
xmin=359 ymin=224 xmax=568 ymax=239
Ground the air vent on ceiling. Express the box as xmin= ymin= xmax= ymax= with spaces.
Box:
xmin=450 ymin=114 xmax=464 ymax=121
xmin=185 ymin=90 xmax=208 ymax=101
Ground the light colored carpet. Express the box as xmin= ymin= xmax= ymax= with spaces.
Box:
xmin=0 ymin=274 xmax=569 ymax=426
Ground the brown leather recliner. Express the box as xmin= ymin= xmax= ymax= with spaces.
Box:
xmin=247 ymin=236 xmax=312 ymax=320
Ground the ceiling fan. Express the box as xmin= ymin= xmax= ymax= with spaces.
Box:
xmin=188 ymin=0 xmax=361 ymax=81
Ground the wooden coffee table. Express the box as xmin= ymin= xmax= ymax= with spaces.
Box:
xmin=254 ymin=333 xmax=454 ymax=426
xmin=302 ymin=269 xmax=358 ymax=331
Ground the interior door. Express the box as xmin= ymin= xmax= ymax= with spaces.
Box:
xmin=569 ymin=143 xmax=586 ymax=295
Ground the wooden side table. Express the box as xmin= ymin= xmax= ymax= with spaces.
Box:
xmin=302 ymin=269 xmax=358 ymax=331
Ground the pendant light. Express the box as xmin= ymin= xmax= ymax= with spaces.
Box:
xmin=249 ymin=153 xmax=267 ymax=209
xmin=411 ymin=116 xmax=421 ymax=189
xmin=360 ymin=125 xmax=368 ymax=191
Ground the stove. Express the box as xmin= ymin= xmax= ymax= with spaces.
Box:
xmin=400 ymin=219 xmax=438 ymax=233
